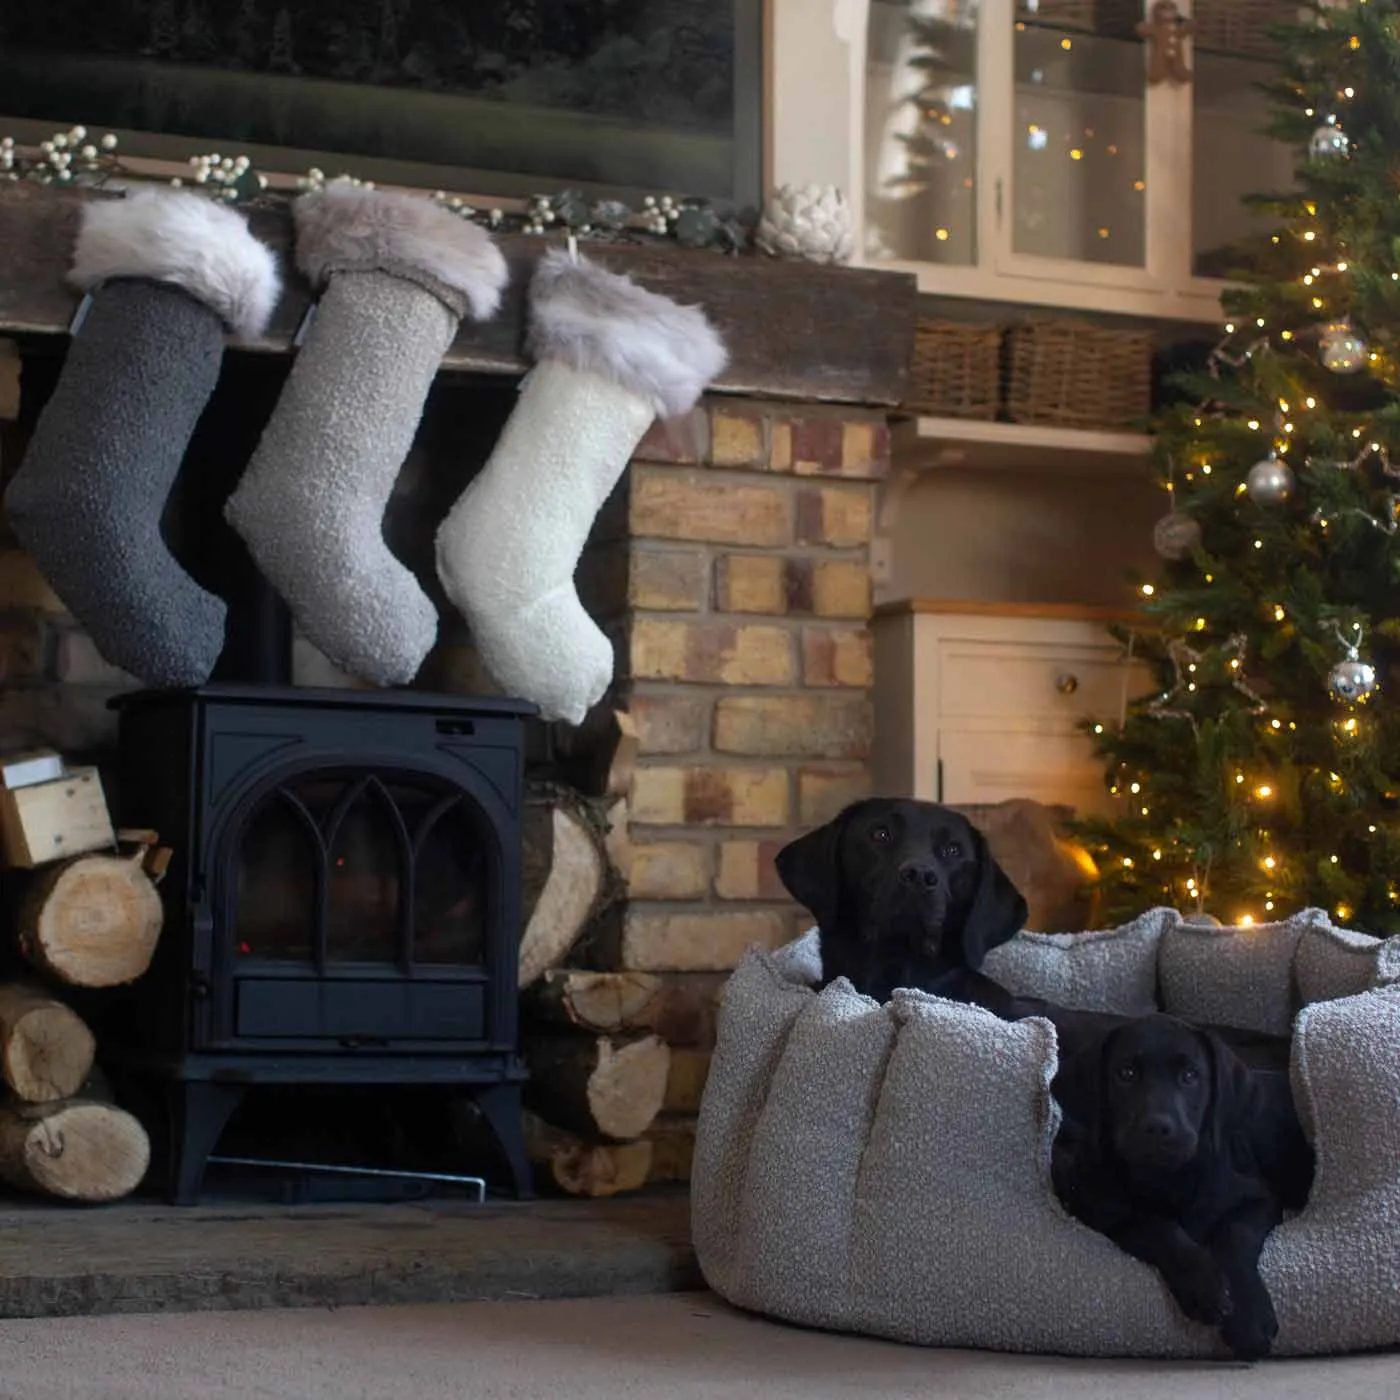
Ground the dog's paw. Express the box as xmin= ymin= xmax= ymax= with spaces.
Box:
xmin=1221 ymin=1294 xmax=1278 ymax=1362
xmin=1168 ymin=1256 xmax=1233 ymax=1326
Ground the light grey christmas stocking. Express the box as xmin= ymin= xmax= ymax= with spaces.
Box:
xmin=224 ymin=183 xmax=508 ymax=687
xmin=5 ymin=190 xmax=280 ymax=688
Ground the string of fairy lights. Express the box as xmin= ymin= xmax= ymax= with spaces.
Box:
xmin=1101 ymin=2 xmax=1399 ymax=928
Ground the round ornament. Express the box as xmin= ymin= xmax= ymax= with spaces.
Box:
xmin=1183 ymin=912 xmax=1223 ymax=927
xmin=1309 ymin=123 xmax=1350 ymax=160
xmin=1329 ymin=656 xmax=1378 ymax=704
xmin=1246 ymin=455 xmax=1296 ymax=506
xmin=1320 ymin=319 xmax=1368 ymax=374
xmin=1152 ymin=511 xmax=1202 ymax=560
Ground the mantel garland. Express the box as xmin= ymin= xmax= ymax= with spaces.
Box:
xmin=0 ymin=124 xmax=759 ymax=254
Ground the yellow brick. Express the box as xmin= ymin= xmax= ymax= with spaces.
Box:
xmin=628 ymin=841 xmax=711 ymax=900
xmin=713 ymin=695 xmax=872 ymax=759
xmin=710 ymin=413 xmax=765 ymax=468
xmin=629 ymin=695 xmax=710 ymax=754
xmin=802 ymin=628 xmax=874 ymax=688
xmin=631 ymin=473 xmax=789 ymax=546
xmin=630 ymin=619 xmax=795 ymax=686
xmin=715 ymin=839 xmax=789 ymax=901
xmin=714 ymin=555 xmax=786 ymax=615
xmin=631 ymin=767 xmax=686 ymax=824
xmin=630 ymin=550 xmax=708 ymax=612
xmin=769 ymin=420 xmax=793 ymax=472
xmin=622 ymin=909 xmax=789 ymax=972
xmin=631 ymin=766 xmax=790 ymax=828
xmin=798 ymin=768 xmax=872 ymax=825
xmin=812 ymin=561 xmax=871 ymax=618
xmin=796 ymin=486 xmax=872 ymax=548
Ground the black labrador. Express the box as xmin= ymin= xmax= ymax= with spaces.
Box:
xmin=774 ymin=798 xmax=1034 ymax=1012
xmin=1051 ymin=1014 xmax=1314 ymax=1361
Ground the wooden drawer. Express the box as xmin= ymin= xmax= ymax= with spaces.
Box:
xmin=936 ymin=638 xmax=1135 ymax=727
xmin=938 ymin=728 xmax=1117 ymax=817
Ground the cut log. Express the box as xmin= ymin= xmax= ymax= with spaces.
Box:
xmin=526 ymin=971 xmax=664 ymax=1032
xmin=521 ymin=1112 xmax=697 ymax=1196
xmin=524 ymin=1033 xmax=671 ymax=1142
xmin=17 ymin=848 xmax=164 ymax=988
xmin=554 ymin=708 xmax=640 ymax=799
xmin=0 ymin=1099 xmax=149 ymax=1201
xmin=521 ymin=1111 xmax=653 ymax=1198
xmin=525 ymin=969 xmax=723 ymax=1046
xmin=518 ymin=784 xmax=617 ymax=990
xmin=0 ymin=983 xmax=96 ymax=1103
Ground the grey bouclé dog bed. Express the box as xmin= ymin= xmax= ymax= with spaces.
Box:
xmin=692 ymin=907 xmax=1400 ymax=1357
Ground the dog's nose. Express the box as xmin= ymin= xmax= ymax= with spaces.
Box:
xmin=898 ymin=860 xmax=939 ymax=889
xmin=1140 ymin=1114 xmax=1176 ymax=1141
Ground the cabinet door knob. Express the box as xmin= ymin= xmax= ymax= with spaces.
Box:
xmin=1055 ymin=672 xmax=1080 ymax=695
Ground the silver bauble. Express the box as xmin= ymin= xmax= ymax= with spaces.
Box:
xmin=1329 ymin=656 xmax=1379 ymax=703
xmin=1309 ymin=123 xmax=1350 ymax=160
xmin=1153 ymin=511 xmax=1202 ymax=560
xmin=1183 ymin=912 xmax=1223 ymax=927
xmin=1246 ymin=456 xmax=1296 ymax=506
xmin=1320 ymin=319 xmax=1368 ymax=374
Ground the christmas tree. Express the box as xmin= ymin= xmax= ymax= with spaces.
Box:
xmin=1077 ymin=0 xmax=1400 ymax=936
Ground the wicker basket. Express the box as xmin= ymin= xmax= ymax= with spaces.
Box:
xmin=1193 ymin=0 xmax=1291 ymax=58
xmin=1006 ymin=320 xmax=1154 ymax=432
xmin=907 ymin=319 xmax=1002 ymax=420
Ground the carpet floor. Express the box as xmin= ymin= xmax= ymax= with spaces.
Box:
xmin=0 ymin=1291 xmax=1396 ymax=1400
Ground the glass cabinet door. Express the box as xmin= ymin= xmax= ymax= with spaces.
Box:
xmin=1190 ymin=0 xmax=1297 ymax=279
xmin=1009 ymin=0 xmax=1148 ymax=270
xmin=864 ymin=0 xmax=981 ymax=265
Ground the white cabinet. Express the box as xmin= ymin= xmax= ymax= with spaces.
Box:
xmin=769 ymin=0 xmax=1297 ymax=321
xmin=871 ymin=601 xmax=1153 ymax=814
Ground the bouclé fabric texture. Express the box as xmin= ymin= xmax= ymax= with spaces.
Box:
xmin=294 ymin=182 xmax=507 ymax=319
xmin=72 ymin=189 xmax=281 ymax=341
xmin=526 ymin=249 xmax=727 ymax=419
xmin=693 ymin=908 xmax=1400 ymax=1358
xmin=6 ymin=280 xmax=231 ymax=687
xmin=436 ymin=251 xmax=727 ymax=724
xmin=225 ymin=272 xmax=456 ymax=685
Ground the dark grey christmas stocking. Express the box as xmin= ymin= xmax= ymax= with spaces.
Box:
xmin=5 ymin=189 xmax=281 ymax=688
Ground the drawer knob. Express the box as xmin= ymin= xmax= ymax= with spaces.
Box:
xmin=1055 ymin=672 xmax=1080 ymax=695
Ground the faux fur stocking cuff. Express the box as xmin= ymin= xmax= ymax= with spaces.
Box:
xmin=527 ymin=249 xmax=727 ymax=419
xmin=294 ymin=184 xmax=507 ymax=321
xmin=71 ymin=189 xmax=281 ymax=342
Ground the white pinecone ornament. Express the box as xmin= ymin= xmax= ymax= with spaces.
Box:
xmin=756 ymin=183 xmax=855 ymax=265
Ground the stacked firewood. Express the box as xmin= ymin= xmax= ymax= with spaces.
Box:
xmin=0 ymin=752 xmax=160 ymax=1201
xmin=517 ymin=713 xmax=720 ymax=1197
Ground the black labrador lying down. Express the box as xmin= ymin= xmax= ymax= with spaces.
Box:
xmin=1051 ymin=1014 xmax=1314 ymax=1361
xmin=774 ymin=797 xmax=1034 ymax=1012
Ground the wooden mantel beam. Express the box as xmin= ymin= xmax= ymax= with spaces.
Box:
xmin=0 ymin=184 xmax=917 ymax=409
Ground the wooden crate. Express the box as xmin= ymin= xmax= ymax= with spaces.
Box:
xmin=0 ymin=768 xmax=115 ymax=869
xmin=1006 ymin=319 xmax=1155 ymax=432
xmin=907 ymin=319 xmax=1002 ymax=421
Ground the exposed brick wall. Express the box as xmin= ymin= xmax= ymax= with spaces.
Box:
xmin=609 ymin=396 xmax=888 ymax=977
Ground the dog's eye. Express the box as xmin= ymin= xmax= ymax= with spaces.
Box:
xmin=939 ymin=842 xmax=962 ymax=860
xmin=1179 ymin=1066 xmax=1200 ymax=1086
xmin=1115 ymin=1064 xmax=1138 ymax=1083
xmin=871 ymin=825 xmax=892 ymax=845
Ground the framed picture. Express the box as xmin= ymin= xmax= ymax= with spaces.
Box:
xmin=0 ymin=1 xmax=764 ymax=208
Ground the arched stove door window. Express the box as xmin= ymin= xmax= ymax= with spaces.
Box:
xmin=231 ymin=770 xmax=491 ymax=974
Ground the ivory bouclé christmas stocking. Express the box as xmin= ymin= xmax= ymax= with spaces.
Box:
xmin=5 ymin=189 xmax=281 ymax=687
xmin=435 ymin=250 xmax=727 ymax=725
xmin=224 ymin=182 xmax=508 ymax=686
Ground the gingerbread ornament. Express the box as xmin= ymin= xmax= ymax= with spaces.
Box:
xmin=1137 ymin=0 xmax=1194 ymax=87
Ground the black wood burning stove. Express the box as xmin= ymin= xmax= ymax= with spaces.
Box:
xmin=104 ymin=684 xmax=534 ymax=1204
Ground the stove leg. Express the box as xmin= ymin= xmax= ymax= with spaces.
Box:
xmin=473 ymin=1082 xmax=533 ymax=1200
xmin=167 ymin=1081 xmax=245 ymax=1205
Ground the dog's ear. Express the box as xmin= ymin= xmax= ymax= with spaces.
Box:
xmin=774 ymin=809 xmax=851 ymax=933
xmin=958 ymin=826 xmax=1029 ymax=967
xmin=1052 ymin=1023 xmax=1119 ymax=1162
xmin=1201 ymin=1028 xmax=1254 ymax=1164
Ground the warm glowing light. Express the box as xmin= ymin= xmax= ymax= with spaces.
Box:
xmin=1282 ymin=331 xmax=1295 ymax=341
xmin=1129 ymin=782 xmax=1141 ymax=794
xmin=1201 ymin=464 xmax=1212 ymax=475
xmin=1344 ymin=717 xmax=1358 ymax=733
xmin=1337 ymin=904 xmax=1352 ymax=921
xmin=1273 ymin=605 xmax=1286 ymax=621
xmin=1370 ymin=825 xmax=1378 ymax=834
xmin=1152 ymin=849 xmax=1162 ymax=861
xmin=1329 ymin=771 xmax=1343 ymax=784
xmin=1061 ymin=36 xmax=1073 ymax=49
xmin=935 ymin=228 xmax=950 ymax=241
xmin=1304 ymin=231 xmax=1317 ymax=242
xmin=1247 ymin=419 xmax=1261 ymax=430
xmin=1235 ymin=773 xmax=1245 ymax=785
xmin=1330 ymin=854 xmax=1340 ymax=864
xmin=1205 ymin=574 xmax=1214 ymax=583
xmin=1238 ymin=915 xmax=1256 ymax=928
xmin=1093 ymin=723 xmax=1104 ymax=734
xmin=1253 ymin=539 xmax=1263 ymax=549
xmin=1263 ymin=856 xmax=1277 ymax=871
xmin=1194 ymin=617 xmax=1207 ymax=631
xmin=1069 ymin=148 xmax=1084 ymax=160
xmin=1271 ymin=719 xmax=1282 ymax=730
xmin=1305 ymin=397 xmax=1316 ymax=409
xmin=1141 ymin=583 xmax=1155 ymax=596
xmin=1122 ymin=858 xmax=1134 ymax=868
xmin=1256 ymin=785 xmax=1274 ymax=799
xmin=1265 ymin=900 xmax=1275 ymax=911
